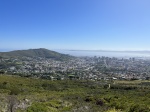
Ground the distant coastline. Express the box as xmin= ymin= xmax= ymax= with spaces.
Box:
xmin=68 ymin=49 xmax=150 ymax=53
xmin=56 ymin=49 xmax=150 ymax=58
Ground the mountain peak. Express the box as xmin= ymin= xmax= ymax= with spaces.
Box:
xmin=0 ymin=48 xmax=73 ymax=61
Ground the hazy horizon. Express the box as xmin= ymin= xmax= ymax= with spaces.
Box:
xmin=2 ymin=48 xmax=150 ymax=52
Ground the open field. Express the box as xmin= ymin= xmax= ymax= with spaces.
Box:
xmin=115 ymin=80 xmax=150 ymax=85
xmin=0 ymin=75 xmax=150 ymax=112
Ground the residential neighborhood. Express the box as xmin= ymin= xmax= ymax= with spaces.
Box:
xmin=0 ymin=56 xmax=150 ymax=81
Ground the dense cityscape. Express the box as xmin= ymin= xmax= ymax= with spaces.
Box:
xmin=0 ymin=49 xmax=150 ymax=81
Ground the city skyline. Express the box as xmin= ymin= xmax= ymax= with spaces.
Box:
xmin=0 ymin=0 xmax=150 ymax=51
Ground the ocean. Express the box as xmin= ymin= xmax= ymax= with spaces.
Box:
xmin=56 ymin=50 xmax=150 ymax=58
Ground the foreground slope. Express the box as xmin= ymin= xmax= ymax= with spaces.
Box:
xmin=0 ymin=75 xmax=150 ymax=112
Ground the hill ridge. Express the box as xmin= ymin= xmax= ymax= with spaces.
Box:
xmin=0 ymin=48 xmax=72 ymax=61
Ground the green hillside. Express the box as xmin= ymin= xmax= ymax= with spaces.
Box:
xmin=0 ymin=75 xmax=150 ymax=112
xmin=0 ymin=48 xmax=72 ymax=61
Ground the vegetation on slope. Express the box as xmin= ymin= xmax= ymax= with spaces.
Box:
xmin=0 ymin=75 xmax=150 ymax=112
xmin=0 ymin=48 xmax=73 ymax=61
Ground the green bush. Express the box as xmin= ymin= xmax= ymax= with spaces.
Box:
xmin=27 ymin=103 xmax=48 ymax=112
xmin=129 ymin=104 xmax=150 ymax=112
xmin=9 ymin=87 xmax=21 ymax=95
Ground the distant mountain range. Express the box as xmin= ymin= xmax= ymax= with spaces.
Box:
xmin=0 ymin=48 xmax=73 ymax=61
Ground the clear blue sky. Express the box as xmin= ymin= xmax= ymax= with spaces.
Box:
xmin=0 ymin=0 xmax=150 ymax=51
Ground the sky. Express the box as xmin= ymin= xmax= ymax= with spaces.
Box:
xmin=0 ymin=0 xmax=150 ymax=51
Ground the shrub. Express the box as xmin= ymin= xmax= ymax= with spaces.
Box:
xmin=27 ymin=103 xmax=48 ymax=112
xmin=9 ymin=87 xmax=21 ymax=95
xmin=129 ymin=104 xmax=150 ymax=112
